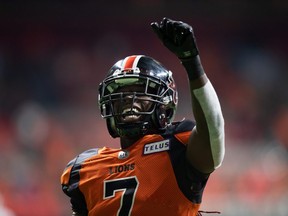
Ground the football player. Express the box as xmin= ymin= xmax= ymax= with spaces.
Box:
xmin=61 ymin=17 xmax=225 ymax=216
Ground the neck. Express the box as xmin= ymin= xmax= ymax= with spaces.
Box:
xmin=120 ymin=136 xmax=142 ymax=149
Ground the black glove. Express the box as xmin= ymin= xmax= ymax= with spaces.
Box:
xmin=151 ymin=17 xmax=204 ymax=80
xmin=151 ymin=17 xmax=199 ymax=60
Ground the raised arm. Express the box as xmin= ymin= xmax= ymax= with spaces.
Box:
xmin=151 ymin=17 xmax=225 ymax=173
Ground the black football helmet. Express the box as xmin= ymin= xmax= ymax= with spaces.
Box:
xmin=98 ymin=55 xmax=178 ymax=138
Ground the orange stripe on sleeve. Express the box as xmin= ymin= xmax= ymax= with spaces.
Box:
xmin=174 ymin=131 xmax=191 ymax=145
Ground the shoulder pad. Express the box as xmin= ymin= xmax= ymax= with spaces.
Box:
xmin=61 ymin=148 xmax=99 ymax=196
xmin=168 ymin=119 xmax=195 ymax=134
xmin=66 ymin=148 xmax=99 ymax=169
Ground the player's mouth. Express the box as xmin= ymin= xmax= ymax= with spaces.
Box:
xmin=121 ymin=107 xmax=142 ymax=122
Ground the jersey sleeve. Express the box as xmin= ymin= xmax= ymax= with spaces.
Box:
xmin=60 ymin=148 xmax=99 ymax=215
xmin=172 ymin=119 xmax=196 ymax=144
xmin=164 ymin=120 xmax=210 ymax=204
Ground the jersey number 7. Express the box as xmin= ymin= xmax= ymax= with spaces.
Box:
xmin=104 ymin=176 xmax=139 ymax=216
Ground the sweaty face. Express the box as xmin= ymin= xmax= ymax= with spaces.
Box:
xmin=113 ymin=85 xmax=155 ymax=123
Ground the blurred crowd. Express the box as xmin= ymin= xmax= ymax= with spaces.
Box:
xmin=0 ymin=1 xmax=288 ymax=215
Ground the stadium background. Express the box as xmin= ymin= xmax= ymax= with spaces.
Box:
xmin=0 ymin=1 xmax=287 ymax=215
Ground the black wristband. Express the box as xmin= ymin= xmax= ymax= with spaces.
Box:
xmin=180 ymin=56 xmax=205 ymax=80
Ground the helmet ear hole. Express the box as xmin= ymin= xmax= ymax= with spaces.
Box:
xmin=153 ymin=106 xmax=176 ymax=130
xmin=153 ymin=105 xmax=168 ymax=129
xmin=165 ymin=108 xmax=174 ymax=123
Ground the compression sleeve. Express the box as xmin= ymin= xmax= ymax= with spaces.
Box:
xmin=193 ymin=80 xmax=225 ymax=169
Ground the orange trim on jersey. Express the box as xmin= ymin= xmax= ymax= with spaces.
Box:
xmin=61 ymin=166 xmax=72 ymax=185
xmin=174 ymin=131 xmax=192 ymax=145
xmin=123 ymin=55 xmax=137 ymax=70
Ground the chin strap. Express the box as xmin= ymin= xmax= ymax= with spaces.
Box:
xmin=116 ymin=121 xmax=149 ymax=137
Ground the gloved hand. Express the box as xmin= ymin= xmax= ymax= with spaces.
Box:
xmin=151 ymin=17 xmax=204 ymax=80
xmin=151 ymin=17 xmax=199 ymax=60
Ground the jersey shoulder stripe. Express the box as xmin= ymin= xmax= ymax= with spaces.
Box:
xmin=66 ymin=148 xmax=99 ymax=169
xmin=61 ymin=148 xmax=99 ymax=193
xmin=61 ymin=149 xmax=100 ymax=215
